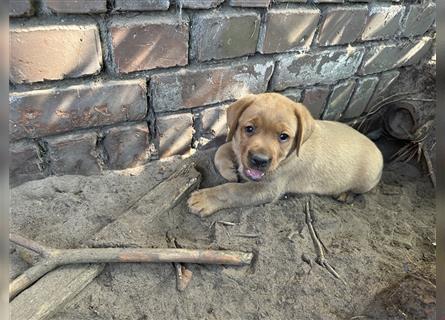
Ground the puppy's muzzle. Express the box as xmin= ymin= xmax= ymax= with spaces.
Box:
xmin=248 ymin=152 xmax=271 ymax=170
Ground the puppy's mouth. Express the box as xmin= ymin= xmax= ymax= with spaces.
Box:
xmin=243 ymin=167 xmax=265 ymax=181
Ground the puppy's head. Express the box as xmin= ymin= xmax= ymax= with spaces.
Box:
xmin=226 ymin=93 xmax=314 ymax=181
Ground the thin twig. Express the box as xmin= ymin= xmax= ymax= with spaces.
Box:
xmin=422 ymin=146 xmax=436 ymax=188
xmin=367 ymin=91 xmax=422 ymax=115
xmin=390 ymin=143 xmax=416 ymax=163
xmin=308 ymin=201 xmax=329 ymax=254
xmin=390 ymin=143 xmax=412 ymax=159
xmin=233 ymin=233 xmax=260 ymax=238
xmin=402 ymin=148 xmax=418 ymax=164
xmin=402 ymin=98 xmax=436 ymax=102
xmin=304 ymin=201 xmax=346 ymax=284
xmin=217 ymin=221 xmax=238 ymax=226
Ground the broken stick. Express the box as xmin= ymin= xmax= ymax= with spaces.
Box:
xmin=9 ymin=233 xmax=253 ymax=300
xmin=166 ymin=232 xmax=193 ymax=292
xmin=304 ymin=201 xmax=346 ymax=284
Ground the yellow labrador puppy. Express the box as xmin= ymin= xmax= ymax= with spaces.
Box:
xmin=188 ymin=93 xmax=383 ymax=217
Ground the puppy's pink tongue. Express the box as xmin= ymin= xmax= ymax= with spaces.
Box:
xmin=245 ymin=168 xmax=264 ymax=180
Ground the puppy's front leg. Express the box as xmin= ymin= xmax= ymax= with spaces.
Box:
xmin=188 ymin=181 xmax=282 ymax=217
xmin=214 ymin=142 xmax=238 ymax=182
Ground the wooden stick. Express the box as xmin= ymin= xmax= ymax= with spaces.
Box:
xmin=9 ymin=234 xmax=253 ymax=300
xmin=175 ymin=264 xmax=193 ymax=292
xmin=166 ymin=232 xmax=193 ymax=292
xmin=10 ymin=163 xmax=203 ymax=318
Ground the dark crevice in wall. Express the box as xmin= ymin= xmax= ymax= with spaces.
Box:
xmin=33 ymin=0 xmax=47 ymax=16
xmin=95 ymin=15 xmax=115 ymax=76
xmin=190 ymin=112 xmax=201 ymax=149
xmin=310 ymin=3 xmax=325 ymax=49
xmin=106 ymin=0 xmax=115 ymax=13
xmin=266 ymin=60 xmax=278 ymax=92
xmin=191 ymin=111 xmax=201 ymax=150
xmin=146 ymin=79 xmax=160 ymax=160
xmin=341 ymin=78 xmax=360 ymax=116
xmin=95 ymin=131 xmax=109 ymax=171
xmin=320 ymin=85 xmax=334 ymax=120
xmin=36 ymin=138 xmax=52 ymax=176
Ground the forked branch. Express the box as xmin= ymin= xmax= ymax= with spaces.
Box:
xmin=9 ymin=233 xmax=253 ymax=300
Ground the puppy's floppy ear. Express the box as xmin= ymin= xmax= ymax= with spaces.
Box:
xmin=226 ymin=95 xmax=256 ymax=141
xmin=293 ymin=102 xmax=315 ymax=157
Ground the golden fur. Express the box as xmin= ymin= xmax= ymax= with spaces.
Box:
xmin=188 ymin=93 xmax=383 ymax=217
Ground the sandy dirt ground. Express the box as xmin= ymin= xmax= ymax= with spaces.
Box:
xmin=10 ymin=145 xmax=435 ymax=320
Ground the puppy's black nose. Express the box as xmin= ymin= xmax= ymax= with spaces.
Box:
xmin=249 ymin=153 xmax=270 ymax=168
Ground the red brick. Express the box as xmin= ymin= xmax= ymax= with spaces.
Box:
xmin=196 ymin=104 xmax=228 ymax=149
xmin=10 ymin=79 xmax=147 ymax=141
xmin=45 ymin=131 xmax=102 ymax=175
xmin=191 ymin=11 xmax=260 ymax=61
xmin=157 ymin=113 xmax=194 ymax=158
xmin=10 ymin=23 xmax=102 ymax=84
xmin=10 ymin=140 xmax=45 ymax=186
xmin=317 ymin=6 xmax=367 ymax=46
xmin=342 ymin=76 xmax=379 ymax=119
xmin=258 ymin=8 xmax=320 ymax=53
xmin=367 ymin=70 xmax=399 ymax=111
xmin=402 ymin=2 xmax=436 ymax=37
xmin=200 ymin=104 xmax=228 ymax=138
xmin=271 ymin=48 xmax=364 ymax=91
xmin=110 ymin=16 xmax=188 ymax=74
xmin=359 ymin=37 xmax=433 ymax=75
xmin=302 ymin=86 xmax=330 ymax=119
xmin=43 ymin=0 xmax=107 ymax=13
xmin=9 ymin=0 xmax=33 ymax=17
xmin=361 ymin=5 xmax=405 ymax=41
xmin=150 ymin=61 xmax=274 ymax=112
xmin=281 ymin=88 xmax=302 ymax=103
xmin=114 ymin=0 xmax=170 ymax=11
xmin=322 ymin=80 xmax=355 ymax=120
xmin=103 ymin=122 xmax=151 ymax=169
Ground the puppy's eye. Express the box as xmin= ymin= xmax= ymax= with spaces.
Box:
xmin=245 ymin=126 xmax=255 ymax=134
xmin=279 ymin=133 xmax=289 ymax=142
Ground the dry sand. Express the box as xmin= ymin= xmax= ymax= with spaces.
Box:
xmin=10 ymin=147 xmax=435 ymax=320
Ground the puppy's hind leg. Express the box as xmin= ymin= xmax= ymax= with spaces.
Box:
xmin=214 ymin=142 xmax=238 ymax=182
xmin=334 ymin=192 xmax=355 ymax=204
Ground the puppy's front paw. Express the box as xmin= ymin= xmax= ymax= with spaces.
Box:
xmin=187 ymin=189 xmax=222 ymax=218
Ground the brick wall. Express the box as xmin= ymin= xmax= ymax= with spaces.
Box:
xmin=9 ymin=0 xmax=436 ymax=186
